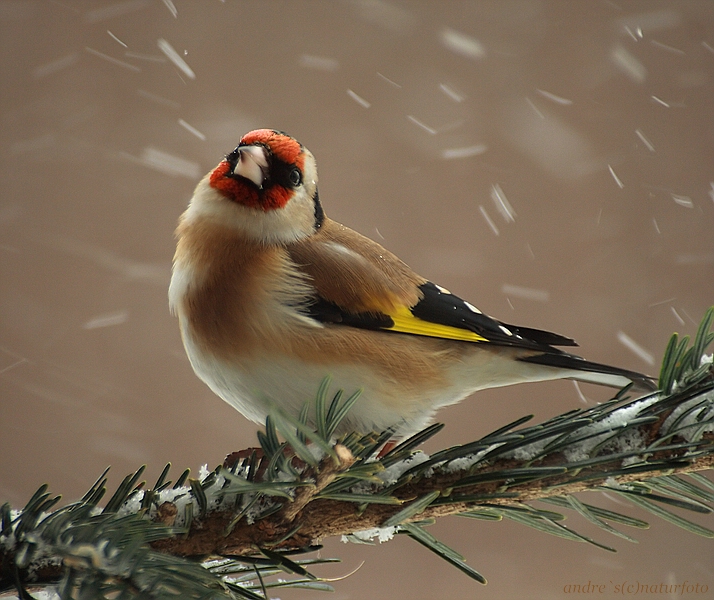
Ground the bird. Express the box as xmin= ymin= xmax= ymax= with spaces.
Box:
xmin=170 ymin=129 xmax=654 ymax=440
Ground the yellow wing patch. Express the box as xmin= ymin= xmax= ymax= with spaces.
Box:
xmin=386 ymin=305 xmax=488 ymax=343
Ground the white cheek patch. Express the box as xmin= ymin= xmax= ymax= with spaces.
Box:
xmin=185 ymin=177 xmax=319 ymax=245
xmin=256 ymin=189 xmax=317 ymax=244
xmin=301 ymin=150 xmax=318 ymax=190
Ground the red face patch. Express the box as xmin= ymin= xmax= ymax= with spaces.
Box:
xmin=209 ymin=161 xmax=262 ymax=209
xmin=208 ymin=158 xmax=294 ymax=212
xmin=209 ymin=130 xmax=305 ymax=212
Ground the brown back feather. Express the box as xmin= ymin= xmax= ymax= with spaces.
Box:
xmin=287 ymin=218 xmax=424 ymax=314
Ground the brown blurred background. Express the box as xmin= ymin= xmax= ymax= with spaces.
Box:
xmin=1 ymin=1 xmax=713 ymax=598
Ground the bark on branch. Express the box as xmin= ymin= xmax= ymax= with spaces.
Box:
xmin=152 ymin=425 xmax=714 ymax=558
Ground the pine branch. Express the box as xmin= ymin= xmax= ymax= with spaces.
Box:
xmin=2 ymin=308 xmax=713 ymax=598
xmin=150 ymin=390 xmax=714 ymax=558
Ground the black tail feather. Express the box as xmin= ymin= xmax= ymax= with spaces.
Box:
xmin=519 ymin=352 xmax=657 ymax=391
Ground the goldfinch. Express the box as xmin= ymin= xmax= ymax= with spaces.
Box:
xmin=170 ymin=129 xmax=653 ymax=438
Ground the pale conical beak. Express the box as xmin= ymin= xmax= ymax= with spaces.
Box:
xmin=233 ymin=145 xmax=269 ymax=188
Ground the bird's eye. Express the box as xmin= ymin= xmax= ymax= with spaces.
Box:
xmin=289 ymin=168 xmax=302 ymax=187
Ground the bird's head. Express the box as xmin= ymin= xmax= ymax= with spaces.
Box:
xmin=186 ymin=129 xmax=323 ymax=245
